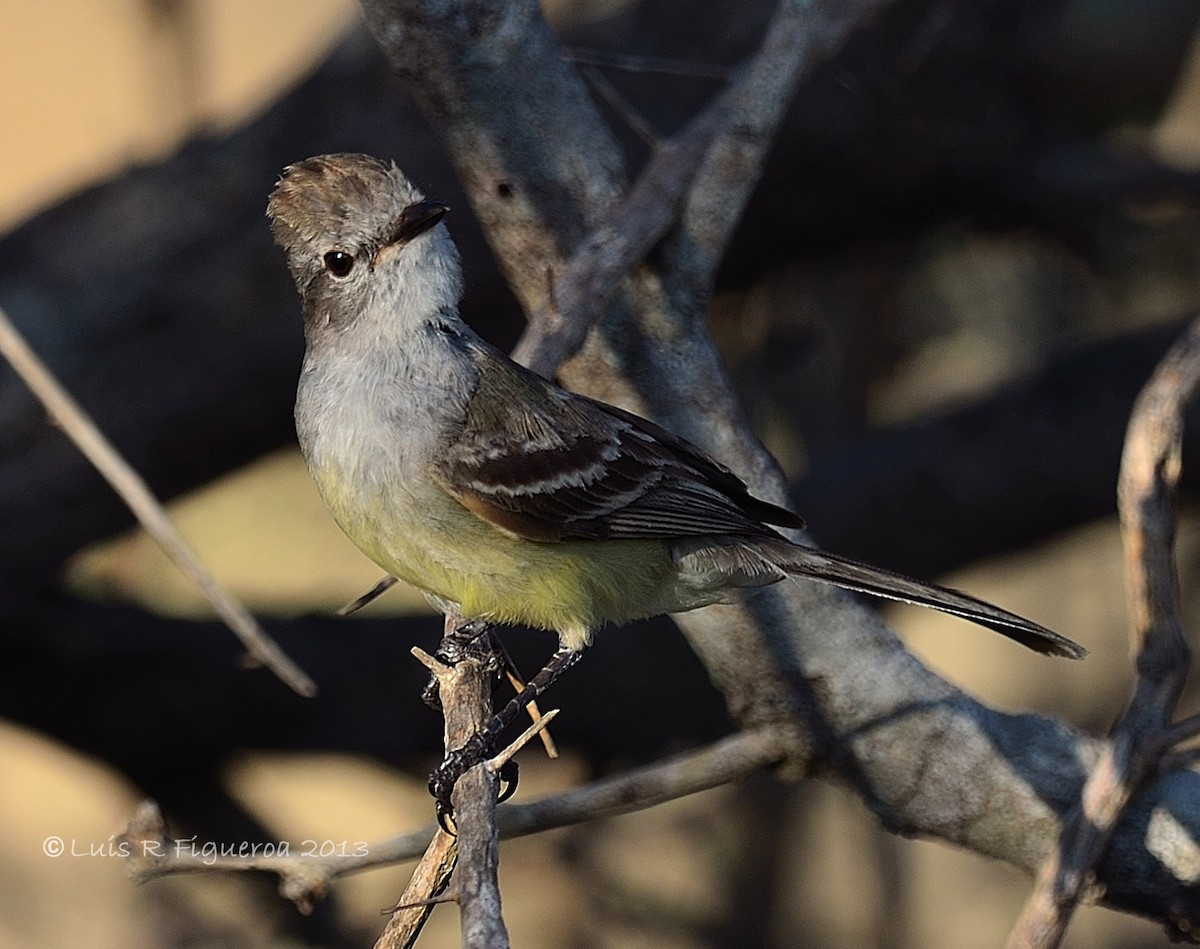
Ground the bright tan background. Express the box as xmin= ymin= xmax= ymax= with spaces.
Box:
xmin=3 ymin=2 xmax=1200 ymax=947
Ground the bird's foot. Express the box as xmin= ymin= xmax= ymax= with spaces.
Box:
xmin=422 ymin=618 xmax=502 ymax=712
xmin=435 ymin=618 xmax=496 ymax=666
xmin=429 ymin=733 xmax=519 ymax=833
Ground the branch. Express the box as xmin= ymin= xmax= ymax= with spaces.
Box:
xmin=509 ymin=60 xmax=737 ymax=378
xmin=495 ymin=723 xmax=795 ymax=835
xmin=416 ymin=619 xmax=509 ymax=948
xmin=1008 ymin=317 xmax=1200 ymax=947
xmin=123 ymin=726 xmax=796 ymax=899
xmin=373 ymin=828 xmax=457 ymax=949
xmin=0 ymin=304 xmax=316 ymax=698
xmin=621 ymin=0 xmax=894 ymax=741
xmin=661 ymin=0 xmax=875 ymax=293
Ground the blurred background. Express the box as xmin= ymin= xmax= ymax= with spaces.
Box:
xmin=2 ymin=0 xmax=1200 ymax=946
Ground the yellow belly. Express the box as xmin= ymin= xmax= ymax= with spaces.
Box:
xmin=314 ymin=466 xmax=681 ymax=649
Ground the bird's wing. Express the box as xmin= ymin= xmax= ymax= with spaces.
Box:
xmin=432 ymin=343 xmax=801 ymax=543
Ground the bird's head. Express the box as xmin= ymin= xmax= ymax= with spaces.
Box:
xmin=267 ymin=153 xmax=461 ymax=337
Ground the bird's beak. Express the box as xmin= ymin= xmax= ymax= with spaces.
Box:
xmin=386 ymin=201 xmax=449 ymax=246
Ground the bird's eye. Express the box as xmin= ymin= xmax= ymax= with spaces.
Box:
xmin=322 ymin=250 xmax=355 ymax=278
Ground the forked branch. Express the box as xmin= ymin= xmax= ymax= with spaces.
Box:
xmin=1008 ymin=316 xmax=1200 ymax=947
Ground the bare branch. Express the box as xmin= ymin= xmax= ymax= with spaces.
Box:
xmin=509 ymin=73 xmax=736 ymax=377
xmin=1008 ymin=317 xmax=1200 ymax=947
xmin=424 ymin=618 xmax=510 ymax=948
xmin=663 ymin=0 xmax=881 ymax=292
xmin=1117 ymin=322 xmax=1198 ymax=683
xmin=123 ymin=726 xmax=796 ymax=894
xmin=494 ymin=724 xmax=796 ymax=836
xmin=0 ymin=304 xmax=316 ymax=698
xmin=373 ymin=829 xmax=457 ymax=949
xmin=562 ymin=47 xmax=734 ymax=80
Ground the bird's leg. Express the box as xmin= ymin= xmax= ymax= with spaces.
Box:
xmin=477 ymin=634 xmax=562 ymax=760
xmin=429 ymin=645 xmax=585 ymax=829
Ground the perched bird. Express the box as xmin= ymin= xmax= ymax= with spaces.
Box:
xmin=267 ymin=153 xmax=1084 ymax=807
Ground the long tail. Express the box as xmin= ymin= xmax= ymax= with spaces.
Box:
xmin=758 ymin=540 xmax=1086 ymax=659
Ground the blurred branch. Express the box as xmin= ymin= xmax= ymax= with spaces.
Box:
xmin=123 ymin=725 xmax=795 ymax=899
xmin=1009 ymin=317 xmax=1200 ymax=948
xmin=0 ymin=304 xmax=316 ymax=698
xmin=509 ymin=72 xmax=736 ymax=377
xmin=794 ymin=318 xmax=1199 ymax=578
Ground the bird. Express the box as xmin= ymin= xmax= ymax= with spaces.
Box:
xmin=267 ymin=152 xmax=1084 ymax=811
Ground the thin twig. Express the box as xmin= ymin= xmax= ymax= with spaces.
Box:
xmin=0 ymin=305 xmax=316 ymax=697
xmin=579 ymin=64 xmax=660 ymax=147
xmin=502 ymin=669 xmax=558 ymax=758
xmin=509 ymin=75 xmax=737 ymax=378
xmin=562 ymin=47 xmax=733 ymax=80
xmin=1007 ymin=316 xmax=1200 ymax=948
xmin=487 ymin=708 xmax=559 ymax=773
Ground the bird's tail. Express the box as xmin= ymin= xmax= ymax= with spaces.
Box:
xmin=753 ymin=538 xmax=1086 ymax=659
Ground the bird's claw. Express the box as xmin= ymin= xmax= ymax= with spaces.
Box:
xmin=497 ymin=759 xmax=519 ymax=803
xmin=429 ymin=735 xmax=520 ymax=834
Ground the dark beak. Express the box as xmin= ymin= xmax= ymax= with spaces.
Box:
xmin=387 ymin=201 xmax=449 ymax=246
